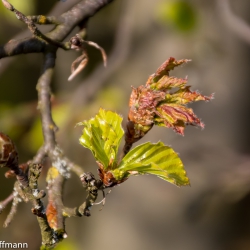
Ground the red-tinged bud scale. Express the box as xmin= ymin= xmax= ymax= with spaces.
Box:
xmin=97 ymin=161 xmax=127 ymax=187
xmin=0 ymin=132 xmax=18 ymax=168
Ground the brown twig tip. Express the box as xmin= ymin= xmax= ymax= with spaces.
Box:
xmin=2 ymin=0 xmax=14 ymax=11
xmin=85 ymin=40 xmax=107 ymax=67
xmin=4 ymin=169 xmax=16 ymax=178
xmin=5 ymin=163 xmax=29 ymax=178
xmin=68 ymin=34 xmax=107 ymax=81
xmin=68 ymin=52 xmax=88 ymax=81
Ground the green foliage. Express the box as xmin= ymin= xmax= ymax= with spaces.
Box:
xmin=78 ymin=108 xmax=124 ymax=169
xmin=79 ymin=108 xmax=189 ymax=186
xmin=113 ymin=141 xmax=189 ymax=186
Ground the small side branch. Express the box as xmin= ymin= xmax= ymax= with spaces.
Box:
xmin=64 ymin=158 xmax=84 ymax=177
xmin=63 ymin=172 xmax=103 ymax=217
xmin=3 ymin=193 xmax=21 ymax=228
xmin=0 ymin=0 xmax=114 ymax=59
xmin=1 ymin=0 xmax=67 ymax=49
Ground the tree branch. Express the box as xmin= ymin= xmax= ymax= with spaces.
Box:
xmin=0 ymin=0 xmax=80 ymax=74
xmin=0 ymin=0 xmax=116 ymax=248
xmin=36 ymin=50 xmax=57 ymax=151
xmin=0 ymin=38 xmax=45 ymax=58
xmin=0 ymin=0 xmax=114 ymax=58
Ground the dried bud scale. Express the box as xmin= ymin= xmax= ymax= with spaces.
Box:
xmin=0 ymin=132 xmax=18 ymax=168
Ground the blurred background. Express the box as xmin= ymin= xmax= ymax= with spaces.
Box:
xmin=1 ymin=0 xmax=250 ymax=249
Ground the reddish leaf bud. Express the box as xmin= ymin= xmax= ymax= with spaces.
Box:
xmin=127 ymin=57 xmax=213 ymax=137
xmin=4 ymin=170 xmax=16 ymax=178
xmin=0 ymin=132 xmax=18 ymax=168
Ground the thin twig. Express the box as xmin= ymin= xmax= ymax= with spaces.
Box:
xmin=33 ymin=146 xmax=47 ymax=165
xmin=0 ymin=193 xmax=14 ymax=214
xmin=0 ymin=0 xmax=114 ymax=59
xmin=84 ymin=40 xmax=107 ymax=67
xmin=68 ymin=51 xmax=89 ymax=81
xmin=1 ymin=0 xmax=67 ymax=49
xmin=3 ymin=192 xmax=21 ymax=228
xmin=0 ymin=0 xmax=79 ymax=75
xmin=64 ymin=158 xmax=84 ymax=177
xmin=63 ymin=172 xmax=103 ymax=217
xmin=67 ymin=33 xmax=107 ymax=81
xmin=36 ymin=50 xmax=58 ymax=151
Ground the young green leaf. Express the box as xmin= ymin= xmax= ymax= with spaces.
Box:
xmin=78 ymin=108 xmax=124 ymax=169
xmin=112 ymin=141 xmax=190 ymax=186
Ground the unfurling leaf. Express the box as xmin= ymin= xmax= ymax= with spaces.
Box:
xmin=128 ymin=57 xmax=213 ymax=137
xmin=113 ymin=141 xmax=189 ymax=186
xmin=78 ymin=108 xmax=124 ymax=169
xmin=78 ymin=109 xmax=190 ymax=187
xmin=148 ymin=57 xmax=190 ymax=83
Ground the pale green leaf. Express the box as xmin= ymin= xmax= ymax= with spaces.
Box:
xmin=79 ymin=108 xmax=124 ymax=169
xmin=114 ymin=141 xmax=189 ymax=186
